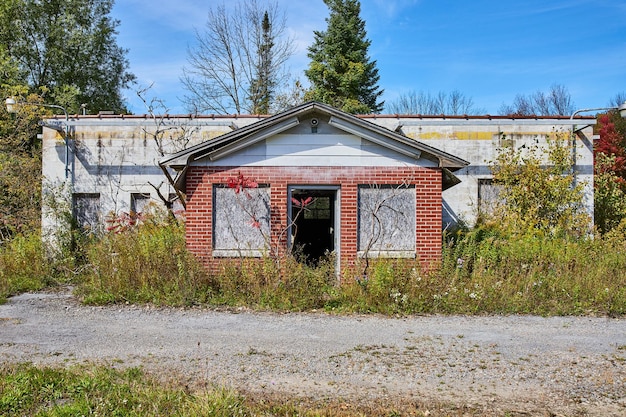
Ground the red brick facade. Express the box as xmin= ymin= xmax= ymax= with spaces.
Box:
xmin=185 ymin=165 xmax=443 ymax=273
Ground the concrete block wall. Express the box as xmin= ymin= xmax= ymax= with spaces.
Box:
xmin=41 ymin=115 xmax=264 ymax=235
xmin=41 ymin=113 xmax=596 ymax=256
xmin=392 ymin=119 xmax=596 ymax=227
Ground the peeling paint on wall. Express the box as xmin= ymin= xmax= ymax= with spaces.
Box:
xmin=407 ymin=131 xmax=554 ymax=141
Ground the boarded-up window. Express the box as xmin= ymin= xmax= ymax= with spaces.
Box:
xmin=213 ymin=186 xmax=270 ymax=257
xmin=358 ymin=186 xmax=415 ymax=257
xmin=131 ymin=193 xmax=151 ymax=213
xmin=478 ymin=179 xmax=504 ymax=217
xmin=73 ymin=193 xmax=101 ymax=233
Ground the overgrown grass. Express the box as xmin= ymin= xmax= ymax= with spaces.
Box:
xmin=3 ymin=220 xmax=625 ymax=316
xmin=0 ymin=363 xmax=235 ymax=416
xmin=0 ymin=233 xmax=53 ymax=303
xmin=0 ymin=362 xmax=512 ymax=416
xmin=435 ymin=226 xmax=626 ymax=316
xmin=75 ymin=220 xmax=215 ymax=306
xmin=201 ymin=227 xmax=626 ymax=316
xmin=209 ymin=255 xmax=337 ymax=311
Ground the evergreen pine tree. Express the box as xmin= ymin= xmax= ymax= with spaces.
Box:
xmin=305 ymin=0 xmax=383 ymax=114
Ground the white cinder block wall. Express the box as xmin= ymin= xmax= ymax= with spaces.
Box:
xmin=41 ymin=113 xmax=595 ymax=240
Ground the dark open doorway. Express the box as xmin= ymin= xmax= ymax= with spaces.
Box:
xmin=290 ymin=188 xmax=337 ymax=265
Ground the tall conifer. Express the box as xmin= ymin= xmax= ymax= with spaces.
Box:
xmin=249 ymin=12 xmax=275 ymax=114
xmin=305 ymin=0 xmax=383 ymax=114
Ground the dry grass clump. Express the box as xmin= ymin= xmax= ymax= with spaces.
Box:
xmin=0 ymin=233 xmax=53 ymax=303
xmin=3 ymin=214 xmax=625 ymax=316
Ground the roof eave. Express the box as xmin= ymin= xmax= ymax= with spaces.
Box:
xmin=159 ymin=101 xmax=470 ymax=171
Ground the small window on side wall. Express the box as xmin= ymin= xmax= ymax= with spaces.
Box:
xmin=478 ymin=179 xmax=504 ymax=217
xmin=131 ymin=193 xmax=151 ymax=214
xmin=73 ymin=193 xmax=101 ymax=234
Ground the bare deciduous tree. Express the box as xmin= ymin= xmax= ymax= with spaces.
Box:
xmin=499 ymin=83 xmax=575 ymax=116
xmin=181 ymin=0 xmax=294 ymax=115
xmin=136 ymin=85 xmax=199 ymax=212
xmin=386 ymin=90 xmax=485 ymax=115
xmin=272 ymin=78 xmax=307 ymax=113
xmin=609 ymin=92 xmax=626 ymax=108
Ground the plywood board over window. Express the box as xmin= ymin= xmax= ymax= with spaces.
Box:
xmin=478 ymin=178 xmax=504 ymax=217
xmin=212 ymin=186 xmax=270 ymax=257
xmin=131 ymin=193 xmax=151 ymax=214
xmin=357 ymin=186 xmax=416 ymax=258
xmin=73 ymin=193 xmax=101 ymax=234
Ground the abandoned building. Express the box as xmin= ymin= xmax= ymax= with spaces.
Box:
xmin=41 ymin=101 xmax=596 ymax=272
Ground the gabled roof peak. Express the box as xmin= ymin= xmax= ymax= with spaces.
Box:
xmin=159 ymin=101 xmax=469 ymax=173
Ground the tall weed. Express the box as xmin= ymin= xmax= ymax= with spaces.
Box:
xmin=73 ymin=216 xmax=626 ymax=316
xmin=334 ymin=259 xmax=424 ymax=314
xmin=0 ymin=233 xmax=53 ymax=303
xmin=76 ymin=219 xmax=214 ymax=306
xmin=210 ymin=255 xmax=336 ymax=311
xmin=438 ymin=227 xmax=626 ymax=315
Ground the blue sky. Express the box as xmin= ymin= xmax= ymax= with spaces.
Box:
xmin=111 ymin=0 xmax=626 ymax=115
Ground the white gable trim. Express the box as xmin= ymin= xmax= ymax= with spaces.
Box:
xmin=201 ymin=117 xmax=300 ymax=162
xmin=328 ymin=116 xmax=422 ymax=160
xmin=190 ymin=133 xmax=433 ymax=168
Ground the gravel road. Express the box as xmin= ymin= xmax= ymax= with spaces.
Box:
xmin=1 ymin=289 xmax=625 ymax=416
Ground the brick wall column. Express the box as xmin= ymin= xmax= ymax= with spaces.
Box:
xmin=270 ymin=180 xmax=289 ymax=259
xmin=339 ymin=182 xmax=358 ymax=273
xmin=185 ymin=166 xmax=213 ymax=267
xmin=415 ymin=170 xmax=442 ymax=268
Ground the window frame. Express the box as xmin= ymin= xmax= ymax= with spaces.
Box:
xmin=357 ymin=184 xmax=416 ymax=259
xmin=212 ymin=184 xmax=271 ymax=258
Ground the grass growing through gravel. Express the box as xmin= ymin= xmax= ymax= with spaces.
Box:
xmin=0 ymin=363 xmax=237 ymax=416
xmin=0 ymin=362 xmax=517 ymax=417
